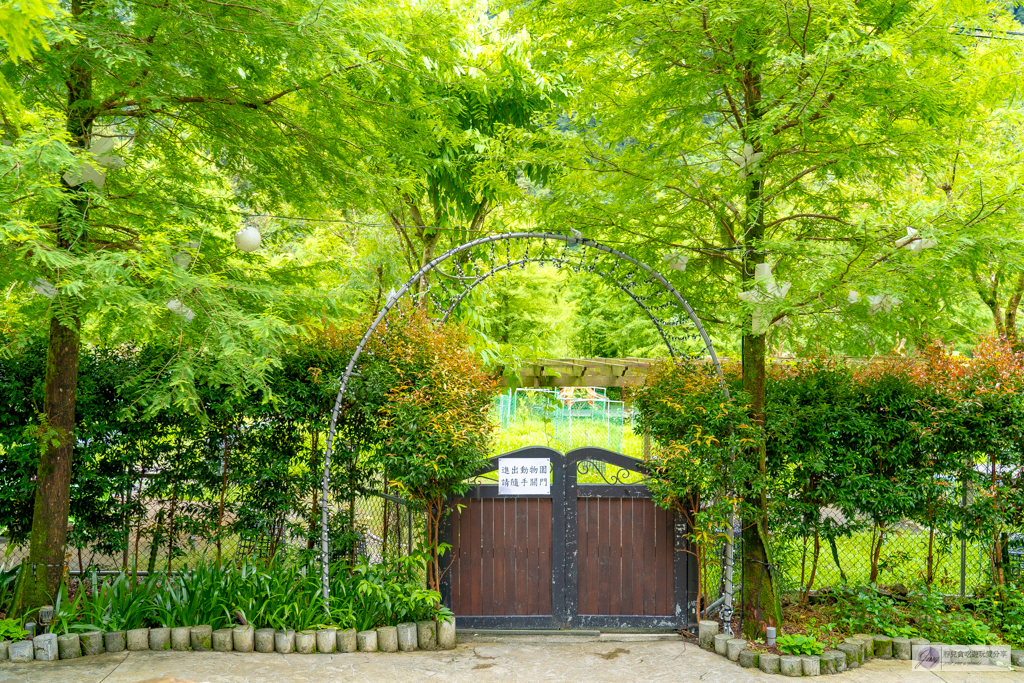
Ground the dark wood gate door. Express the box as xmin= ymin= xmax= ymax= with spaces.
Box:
xmin=440 ymin=446 xmax=696 ymax=629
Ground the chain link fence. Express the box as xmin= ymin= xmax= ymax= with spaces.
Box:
xmin=700 ymin=513 xmax=1022 ymax=614
xmin=0 ymin=492 xmax=423 ymax=575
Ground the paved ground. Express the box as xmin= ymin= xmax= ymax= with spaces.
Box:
xmin=2 ymin=634 xmax=1022 ymax=682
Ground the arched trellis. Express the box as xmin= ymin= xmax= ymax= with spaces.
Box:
xmin=318 ymin=232 xmax=734 ymax=624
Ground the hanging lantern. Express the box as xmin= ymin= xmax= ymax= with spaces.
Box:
xmin=172 ymin=240 xmax=201 ymax=269
xmin=234 ymin=226 xmax=261 ymax=252
xmin=167 ymin=299 xmax=195 ymax=323
xmin=662 ymin=252 xmax=689 ymax=272
xmin=31 ymin=278 xmax=57 ymax=298
xmin=726 ymin=143 xmax=765 ymax=179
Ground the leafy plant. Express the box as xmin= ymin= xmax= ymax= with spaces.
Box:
xmin=833 ymin=585 xmax=905 ymax=636
xmin=152 ymin=562 xmax=232 ymax=630
xmin=974 ymin=584 xmax=1024 ymax=648
xmin=48 ymin=582 xmax=85 ymax=635
xmin=940 ymin=616 xmax=996 ymax=645
xmin=0 ymin=617 xmax=27 ymax=641
xmin=776 ymin=633 xmax=825 ymax=656
xmin=75 ymin=572 xmax=158 ymax=632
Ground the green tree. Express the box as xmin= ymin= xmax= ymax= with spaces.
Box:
xmin=0 ymin=0 xmax=463 ymax=611
xmin=513 ymin=0 xmax=1023 ymax=636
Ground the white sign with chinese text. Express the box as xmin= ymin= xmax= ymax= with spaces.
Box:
xmin=498 ymin=458 xmax=551 ymax=495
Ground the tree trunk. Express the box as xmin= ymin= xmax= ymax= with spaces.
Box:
xmin=21 ymin=315 xmax=81 ymax=613
xmin=308 ymin=428 xmax=320 ymax=551
xmin=148 ymin=508 xmax=165 ymax=574
xmin=802 ymin=531 xmax=821 ymax=605
xmin=869 ymin=522 xmax=886 ymax=583
xmin=21 ymin=0 xmax=92 ymax=615
xmin=739 ymin=105 xmax=782 ymax=637
xmin=216 ymin=430 xmax=232 ymax=568
xmin=166 ymin=486 xmax=178 ymax=572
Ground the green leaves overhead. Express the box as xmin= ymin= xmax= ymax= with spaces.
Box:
xmin=510 ymin=0 xmax=1024 ymax=354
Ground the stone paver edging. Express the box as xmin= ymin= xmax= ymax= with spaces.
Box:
xmin=697 ymin=620 xmax=1024 ymax=676
xmin=0 ymin=618 xmax=456 ymax=665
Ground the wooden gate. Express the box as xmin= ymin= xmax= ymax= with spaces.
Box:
xmin=440 ymin=446 xmax=696 ymax=629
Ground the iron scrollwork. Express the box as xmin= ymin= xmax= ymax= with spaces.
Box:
xmin=576 ymin=459 xmax=645 ymax=485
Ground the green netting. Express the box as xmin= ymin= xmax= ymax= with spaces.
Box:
xmin=492 ymin=387 xmax=627 ymax=453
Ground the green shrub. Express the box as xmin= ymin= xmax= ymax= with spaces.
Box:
xmin=0 ymin=617 xmax=27 ymax=641
xmin=833 ymin=585 xmax=905 ymax=635
xmin=974 ymin=584 xmax=1024 ymax=647
xmin=777 ymin=633 xmax=824 ymax=656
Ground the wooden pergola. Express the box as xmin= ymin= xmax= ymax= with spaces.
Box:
xmin=498 ymin=357 xmax=661 ymax=388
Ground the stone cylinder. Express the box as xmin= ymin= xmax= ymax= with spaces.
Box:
xmin=892 ymin=636 xmax=912 ymax=660
xmin=337 ymin=628 xmax=357 ymax=653
xmin=726 ymin=638 xmax=745 ymax=661
xmin=377 ymin=626 xmax=399 ymax=653
xmin=127 ymin=628 xmax=150 ymax=651
xmin=171 ymin=626 xmax=192 ymax=651
xmin=397 ymin=623 xmax=417 ymax=652
xmin=316 ymin=628 xmax=337 ymax=654
xmin=356 ymin=630 xmax=378 ymax=652
xmin=780 ymin=655 xmax=803 ymax=677
xmin=104 ymin=631 xmax=127 ymax=653
xmin=34 ymin=633 xmax=58 ymax=661
xmin=416 ymin=620 xmax=437 ymax=651
xmin=713 ymin=633 xmax=731 ymax=655
xmin=212 ymin=628 xmax=233 ymax=652
xmin=295 ymin=630 xmax=316 ymax=654
xmin=738 ymin=650 xmax=759 ymax=668
xmin=275 ymin=630 xmax=295 ymax=654
xmin=698 ymin=620 xmax=719 ymax=650
xmin=80 ymin=631 xmax=104 ymax=656
xmin=57 ymin=633 xmax=81 ymax=660
xmin=437 ymin=619 xmax=456 ymax=650
xmin=1011 ymin=650 xmax=1024 ymax=667
xmin=255 ymin=628 xmax=275 ymax=653
xmin=758 ymin=652 xmax=781 ymax=674
xmin=191 ymin=625 xmax=212 ymax=651
xmin=149 ymin=627 xmax=170 ymax=651
xmin=873 ymin=635 xmax=892 ymax=659
xmin=801 ymin=655 xmax=820 ymax=676
xmin=9 ymin=641 xmax=33 ymax=663
xmin=819 ymin=651 xmax=836 ymax=675
xmin=840 ymin=640 xmax=863 ymax=666
xmin=233 ymin=625 xmax=254 ymax=653
xmin=852 ymin=634 xmax=873 ymax=659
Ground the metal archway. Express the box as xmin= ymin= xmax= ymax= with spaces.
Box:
xmin=317 ymin=232 xmax=731 ymax=617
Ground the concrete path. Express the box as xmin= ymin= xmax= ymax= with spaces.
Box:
xmin=1 ymin=634 xmax=1022 ymax=682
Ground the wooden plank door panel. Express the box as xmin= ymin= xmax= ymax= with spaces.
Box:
xmin=577 ymin=497 xmax=674 ymax=616
xmin=448 ymin=496 xmax=553 ymax=617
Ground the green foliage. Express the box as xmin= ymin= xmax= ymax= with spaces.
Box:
xmin=972 ymin=584 xmax=1024 ymax=648
xmin=633 ymin=360 xmax=762 ymax=615
xmin=0 ymin=565 xmax=19 ymax=618
xmin=52 ymin=553 xmax=440 ymax=633
xmin=0 ymin=617 xmax=28 ymax=641
xmin=348 ymin=551 xmax=447 ymax=631
xmin=366 ymin=310 xmax=497 ymax=589
xmin=833 ymin=586 xmax=906 ymax=636
xmin=776 ymin=633 xmax=824 ymax=656
xmin=940 ymin=616 xmax=997 ymax=645
xmin=74 ymin=572 xmax=159 ymax=632
xmin=832 ymin=584 xmax=1001 ymax=644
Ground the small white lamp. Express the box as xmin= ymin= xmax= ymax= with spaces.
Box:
xmin=234 ymin=227 xmax=261 ymax=252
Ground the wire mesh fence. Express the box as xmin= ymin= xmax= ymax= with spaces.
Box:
xmin=699 ymin=513 xmax=1022 ymax=615
xmin=0 ymin=491 xmax=424 ymax=575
